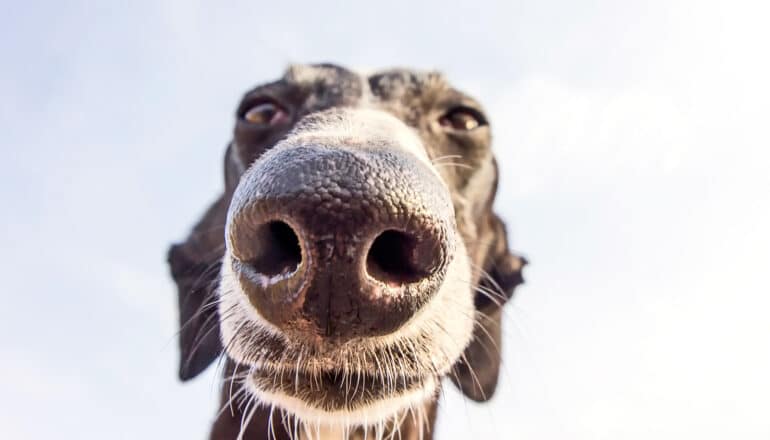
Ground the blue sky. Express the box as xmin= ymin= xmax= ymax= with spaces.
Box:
xmin=1 ymin=1 xmax=769 ymax=438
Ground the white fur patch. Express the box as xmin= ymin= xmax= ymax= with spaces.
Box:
xmin=286 ymin=108 xmax=437 ymax=174
xmin=245 ymin=375 xmax=438 ymax=429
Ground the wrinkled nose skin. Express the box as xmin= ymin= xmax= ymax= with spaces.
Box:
xmin=226 ymin=144 xmax=456 ymax=341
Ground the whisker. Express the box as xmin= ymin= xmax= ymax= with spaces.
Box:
xmin=433 ymin=162 xmax=474 ymax=171
xmin=182 ymin=301 xmax=239 ymax=373
xmin=430 ymin=154 xmax=464 ymax=164
xmin=469 ymin=261 xmax=511 ymax=303
xmin=236 ymin=393 xmax=258 ymax=440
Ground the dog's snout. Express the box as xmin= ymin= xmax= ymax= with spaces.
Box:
xmin=227 ymin=144 xmax=455 ymax=340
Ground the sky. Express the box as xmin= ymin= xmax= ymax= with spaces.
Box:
xmin=1 ymin=0 xmax=769 ymax=438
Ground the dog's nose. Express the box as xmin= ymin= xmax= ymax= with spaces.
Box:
xmin=226 ymin=145 xmax=455 ymax=340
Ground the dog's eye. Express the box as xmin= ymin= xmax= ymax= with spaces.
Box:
xmin=243 ymin=100 xmax=288 ymax=125
xmin=439 ymin=107 xmax=486 ymax=131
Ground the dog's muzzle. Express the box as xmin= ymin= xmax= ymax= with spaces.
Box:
xmin=225 ymin=134 xmax=456 ymax=341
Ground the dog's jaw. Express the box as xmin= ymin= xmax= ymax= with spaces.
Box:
xmin=218 ymin=241 xmax=475 ymax=431
xmin=243 ymin=375 xmax=439 ymax=434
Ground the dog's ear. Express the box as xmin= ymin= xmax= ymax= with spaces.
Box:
xmin=451 ymin=179 xmax=526 ymax=401
xmin=167 ymin=144 xmax=242 ymax=381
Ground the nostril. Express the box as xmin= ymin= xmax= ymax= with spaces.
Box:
xmin=366 ymin=230 xmax=433 ymax=286
xmin=248 ymin=221 xmax=302 ymax=276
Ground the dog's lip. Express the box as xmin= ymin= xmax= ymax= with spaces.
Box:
xmin=247 ymin=363 xmax=429 ymax=410
xmin=250 ymin=363 xmax=426 ymax=390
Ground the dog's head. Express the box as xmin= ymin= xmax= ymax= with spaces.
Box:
xmin=168 ymin=63 xmax=525 ymax=429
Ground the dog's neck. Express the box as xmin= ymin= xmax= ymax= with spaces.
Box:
xmin=209 ymin=385 xmax=438 ymax=440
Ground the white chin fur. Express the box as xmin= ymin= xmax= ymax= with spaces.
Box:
xmin=245 ymin=375 xmax=438 ymax=429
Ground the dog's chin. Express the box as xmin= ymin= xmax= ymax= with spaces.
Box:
xmin=243 ymin=365 xmax=439 ymax=427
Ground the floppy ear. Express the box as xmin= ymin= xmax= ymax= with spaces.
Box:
xmin=451 ymin=210 xmax=526 ymax=401
xmin=167 ymin=144 xmax=243 ymax=381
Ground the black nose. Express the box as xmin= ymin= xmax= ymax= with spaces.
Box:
xmin=226 ymin=145 xmax=455 ymax=340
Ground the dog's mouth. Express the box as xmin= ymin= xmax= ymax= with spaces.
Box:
xmin=217 ymin=302 xmax=444 ymax=417
xmin=245 ymin=363 xmax=434 ymax=413
xmin=218 ymin=239 xmax=476 ymax=425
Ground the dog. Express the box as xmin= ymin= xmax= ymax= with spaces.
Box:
xmin=168 ymin=63 xmax=525 ymax=440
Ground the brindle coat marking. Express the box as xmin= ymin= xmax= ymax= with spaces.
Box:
xmin=168 ymin=64 xmax=525 ymax=439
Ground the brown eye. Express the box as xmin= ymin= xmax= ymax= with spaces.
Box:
xmin=242 ymin=101 xmax=288 ymax=125
xmin=439 ymin=107 xmax=486 ymax=131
